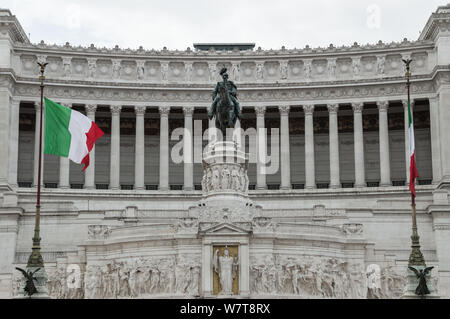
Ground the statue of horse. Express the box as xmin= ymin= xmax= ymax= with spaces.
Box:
xmin=215 ymin=82 xmax=238 ymax=137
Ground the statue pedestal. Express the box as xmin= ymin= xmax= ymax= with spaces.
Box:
xmin=402 ymin=266 xmax=440 ymax=299
xmin=198 ymin=140 xmax=253 ymax=298
xmin=14 ymin=267 xmax=51 ymax=299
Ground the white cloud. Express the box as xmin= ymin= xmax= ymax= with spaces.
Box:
xmin=3 ymin=0 xmax=444 ymax=49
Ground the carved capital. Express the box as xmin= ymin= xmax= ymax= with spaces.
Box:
xmin=135 ymin=105 xmax=146 ymax=115
xmin=402 ymin=99 xmax=414 ymax=109
xmin=327 ymin=103 xmax=339 ymax=113
xmin=159 ymin=106 xmax=170 ymax=116
xmin=183 ymin=106 xmax=194 ymax=116
xmin=278 ymin=105 xmax=290 ymax=115
xmin=110 ymin=104 xmax=122 ymax=114
xmin=303 ymin=104 xmax=314 ymax=115
xmin=352 ymin=102 xmax=364 ymax=113
xmin=254 ymin=105 xmax=266 ymax=116
xmin=377 ymin=101 xmax=389 ymax=112
xmin=85 ymin=104 xmax=97 ymax=114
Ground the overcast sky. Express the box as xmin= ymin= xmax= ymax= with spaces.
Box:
xmin=3 ymin=0 xmax=446 ymax=50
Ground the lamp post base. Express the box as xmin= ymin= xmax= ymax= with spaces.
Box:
xmin=402 ymin=266 xmax=440 ymax=299
xmin=14 ymin=267 xmax=51 ymax=299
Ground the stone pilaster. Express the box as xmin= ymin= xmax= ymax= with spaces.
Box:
xmin=429 ymin=97 xmax=442 ymax=184
xmin=403 ymin=100 xmax=410 ymax=183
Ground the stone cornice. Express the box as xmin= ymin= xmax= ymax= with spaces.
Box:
xmin=12 ymin=39 xmax=435 ymax=60
xmin=0 ymin=9 xmax=29 ymax=43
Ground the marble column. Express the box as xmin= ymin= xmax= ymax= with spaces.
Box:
xmin=304 ymin=104 xmax=315 ymax=189
xmin=353 ymin=102 xmax=366 ymax=188
xmin=159 ymin=106 xmax=170 ymax=191
xmin=8 ymin=98 xmax=20 ymax=187
xmin=84 ymin=104 xmax=97 ymax=189
xmin=255 ymin=105 xmax=267 ymax=190
xmin=378 ymin=101 xmax=391 ymax=186
xmin=279 ymin=105 xmax=291 ymax=189
xmin=135 ymin=105 xmax=146 ymax=190
xmin=183 ymin=106 xmax=194 ymax=191
xmin=109 ymin=104 xmax=121 ymax=190
xmin=327 ymin=103 xmax=340 ymax=188
xmin=59 ymin=103 xmax=71 ymax=189
xmin=429 ymin=97 xmax=442 ymax=184
xmin=33 ymin=101 xmax=44 ymax=187
xmin=403 ymin=100 xmax=410 ymax=183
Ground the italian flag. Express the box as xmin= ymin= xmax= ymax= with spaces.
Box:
xmin=407 ymin=99 xmax=419 ymax=197
xmin=44 ymin=98 xmax=104 ymax=171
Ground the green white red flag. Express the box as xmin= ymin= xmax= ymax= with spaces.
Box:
xmin=44 ymin=97 xmax=104 ymax=171
xmin=407 ymin=99 xmax=418 ymax=197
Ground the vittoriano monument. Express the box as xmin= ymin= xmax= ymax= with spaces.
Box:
xmin=208 ymin=67 xmax=242 ymax=137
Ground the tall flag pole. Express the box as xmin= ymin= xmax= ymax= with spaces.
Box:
xmin=27 ymin=62 xmax=47 ymax=269
xmin=402 ymin=58 xmax=425 ymax=267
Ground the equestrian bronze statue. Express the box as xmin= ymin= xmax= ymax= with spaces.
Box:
xmin=208 ymin=67 xmax=242 ymax=137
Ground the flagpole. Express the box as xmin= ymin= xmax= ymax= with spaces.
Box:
xmin=27 ymin=62 xmax=47 ymax=269
xmin=403 ymin=58 xmax=425 ymax=267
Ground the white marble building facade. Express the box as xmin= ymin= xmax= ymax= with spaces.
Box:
xmin=1 ymin=5 xmax=450 ymax=298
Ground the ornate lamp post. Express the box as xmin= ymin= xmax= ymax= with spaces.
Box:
xmin=402 ymin=58 xmax=437 ymax=298
xmin=17 ymin=62 xmax=50 ymax=298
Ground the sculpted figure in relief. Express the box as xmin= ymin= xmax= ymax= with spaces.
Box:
xmin=213 ymin=247 xmax=239 ymax=295
xmin=231 ymin=62 xmax=240 ymax=81
xmin=112 ymin=60 xmax=121 ymax=79
xmin=221 ymin=166 xmax=231 ymax=190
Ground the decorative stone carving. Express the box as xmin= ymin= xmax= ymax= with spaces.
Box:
xmin=327 ymin=58 xmax=337 ymax=78
xmin=87 ymin=58 xmax=96 ymax=79
xmin=352 ymin=56 xmax=361 ymax=78
xmin=176 ymin=217 xmax=198 ymax=232
xmin=278 ymin=105 xmax=290 ymax=115
xmin=62 ymin=56 xmax=72 ymax=77
xmin=182 ymin=106 xmax=194 ymax=116
xmin=85 ymin=104 xmax=97 ymax=115
xmin=87 ymin=225 xmax=112 ymax=239
xmin=136 ymin=60 xmax=145 ymax=80
xmin=377 ymin=101 xmax=389 ymax=112
xmin=213 ymin=246 xmax=239 ymax=295
xmin=110 ymin=104 xmax=122 ymax=115
xmin=161 ymin=61 xmax=169 ymax=81
xmin=352 ymin=102 xmax=364 ymax=113
xmin=279 ymin=60 xmax=288 ymax=80
xmin=255 ymin=62 xmax=264 ymax=80
xmin=303 ymin=59 xmax=312 ymax=80
xmin=202 ymin=164 xmax=248 ymax=193
xmin=254 ymin=105 xmax=265 ymax=116
xmin=327 ymin=103 xmax=339 ymax=113
xmin=250 ymin=255 xmax=367 ymax=298
xmin=303 ymin=104 xmax=314 ymax=115
xmin=252 ymin=217 xmax=275 ymax=232
xmin=376 ymin=55 xmax=386 ymax=76
xmin=158 ymin=105 xmax=170 ymax=116
xmin=208 ymin=62 xmax=217 ymax=82
xmin=134 ymin=105 xmax=146 ymax=115
xmin=366 ymin=264 xmax=382 ymax=298
xmin=231 ymin=62 xmax=240 ymax=81
xmin=112 ymin=59 xmax=121 ymax=79
xmin=341 ymin=223 xmax=363 ymax=236
xmin=184 ymin=62 xmax=193 ymax=82
xmin=36 ymin=54 xmax=47 ymax=65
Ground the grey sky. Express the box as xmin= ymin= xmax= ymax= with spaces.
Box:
xmin=3 ymin=0 xmax=446 ymax=50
